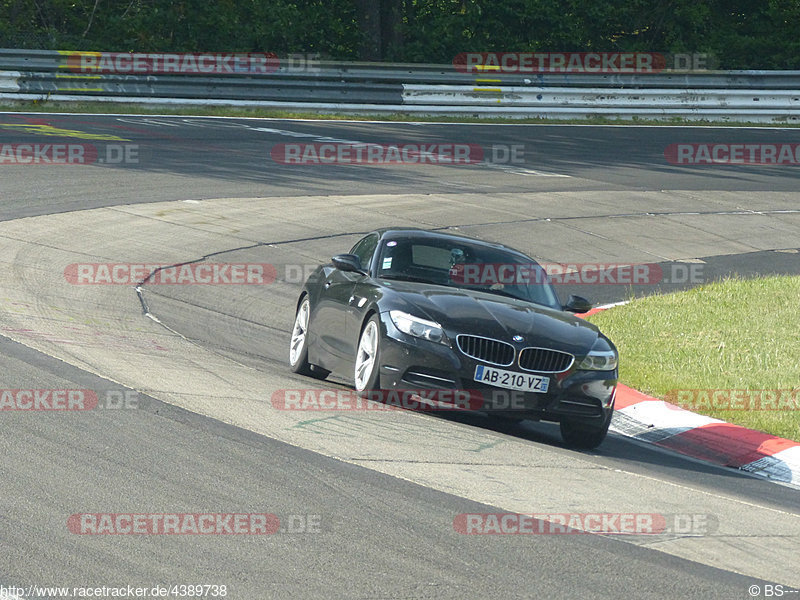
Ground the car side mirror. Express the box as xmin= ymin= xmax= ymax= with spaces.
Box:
xmin=331 ymin=254 xmax=366 ymax=275
xmin=564 ymin=294 xmax=592 ymax=314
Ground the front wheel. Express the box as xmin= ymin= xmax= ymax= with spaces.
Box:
xmin=289 ymin=297 xmax=329 ymax=379
xmin=559 ymin=409 xmax=613 ymax=450
xmin=354 ymin=316 xmax=381 ymax=392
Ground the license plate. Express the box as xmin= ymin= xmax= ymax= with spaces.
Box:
xmin=474 ymin=365 xmax=549 ymax=393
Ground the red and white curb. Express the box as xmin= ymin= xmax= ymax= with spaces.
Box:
xmin=584 ymin=303 xmax=800 ymax=488
xmin=612 ymin=385 xmax=800 ymax=486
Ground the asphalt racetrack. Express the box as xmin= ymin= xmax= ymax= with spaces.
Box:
xmin=1 ymin=113 xmax=799 ymax=599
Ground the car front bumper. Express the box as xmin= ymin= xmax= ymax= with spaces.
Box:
xmin=377 ymin=314 xmax=616 ymax=424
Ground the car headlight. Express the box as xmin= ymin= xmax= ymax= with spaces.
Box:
xmin=389 ymin=310 xmax=447 ymax=344
xmin=577 ymin=341 xmax=618 ymax=371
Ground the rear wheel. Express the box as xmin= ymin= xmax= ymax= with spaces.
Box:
xmin=559 ymin=409 xmax=613 ymax=450
xmin=354 ymin=316 xmax=381 ymax=392
xmin=289 ymin=297 xmax=330 ymax=379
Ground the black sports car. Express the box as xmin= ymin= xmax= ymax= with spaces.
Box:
xmin=289 ymin=228 xmax=618 ymax=449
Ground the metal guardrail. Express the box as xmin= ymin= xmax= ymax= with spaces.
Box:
xmin=1 ymin=49 xmax=799 ymax=122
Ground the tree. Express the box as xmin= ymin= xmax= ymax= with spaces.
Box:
xmin=355 ymin=0 xmax=406 ymax=60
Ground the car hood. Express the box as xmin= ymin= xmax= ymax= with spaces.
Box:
xmin=380 ymin=281 xmax=601 ymax=354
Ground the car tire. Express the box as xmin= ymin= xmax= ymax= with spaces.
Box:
xmin=289 ymin=296 xmax=330 ymax=379
xmin=354 ymin=315 xmax=381 ymax=392
xmin=559 ymin=409 xmax=613 ymax=450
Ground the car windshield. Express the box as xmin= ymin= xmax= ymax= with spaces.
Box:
xmin=376 ymin=237 xmax=561 ymax=309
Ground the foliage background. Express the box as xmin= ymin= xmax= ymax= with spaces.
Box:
xmin=0 ymin=0 xmax=797 ymax=68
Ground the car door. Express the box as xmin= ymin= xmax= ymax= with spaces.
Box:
xmin=313 ymin=234 xmax=379 ymax=362
xmin=313 ymin=267 xmax=363 ymax=361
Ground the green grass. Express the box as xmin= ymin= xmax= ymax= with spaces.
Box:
xmin=587 ymin=276 xmax=800 ymax=441
xmin=2 ymin=100 xmax=800 ymax=126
